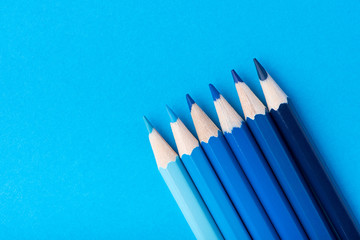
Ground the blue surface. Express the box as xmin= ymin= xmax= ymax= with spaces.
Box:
xmin=0 ymin=0 xmax=359 ymax=239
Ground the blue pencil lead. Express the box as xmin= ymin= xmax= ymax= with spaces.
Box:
xmin=186 ymin=94 xmax=195 ymax=111
xmin=209 ymin=84 xmax=221 ymax=101
xmin=166 ymin=105 xmax=178 ymax=123
xmin=253 ymin=58 xmax=268 ymax=81
xmin=143 ymin=116 xmax=153 ymax=133
xmin=231 ymin=70 xmax=243 ymax=83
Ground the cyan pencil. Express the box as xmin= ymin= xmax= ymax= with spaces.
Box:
xmin=233 ymin=70 xmax=334 ymax=240
xmin=186 ymin=95 xmax=279 ymax=240
xmin=166 ymin=106 xmax=250 ymax=240
xmin=254 ymin=58 xmax=360 ymax=240
xmin=144 ymin=116 xmax=223 ymax=240
xmin=209 ymin=83 xmax=305 ymax=240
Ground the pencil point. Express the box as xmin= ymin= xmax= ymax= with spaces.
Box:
xmin=209 ymin=84 xmax=221 ymax=101
xmin=143 ymin=116 xmax=153 ymax=133
xmin=253 ymin=58 xmax=268 ymax=80
xmin=186 ymin=94 xmax=195 ymax=111
xmin=166 ymin=105 xmax=178 ymax=123
xmin=231 ymin=70 xmax=243 ymax=83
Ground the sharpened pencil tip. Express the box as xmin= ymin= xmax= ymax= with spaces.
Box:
xmin=143 ymin=116 xmax=153 ymax=133
xmin=231 ymin=69 xmax=243 ymax=83
xmin=209 ymin=84 xmax=221 ymax=101
xmin=166 ymin=105 xmax=178 ymax=123
xmin=253 ymin=58 xmax=268 ymax=80
xmin=186 ymin=94 xmax=195 ymax=111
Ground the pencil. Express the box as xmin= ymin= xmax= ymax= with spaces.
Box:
xmin=166 ymin=106 xmax=250 ymax=240
xmin=233 ymin=69 xmax=335 ymax=240
xmin=143 ymin=116 xmax=223 ymax=240
xmin=254 ymin=58 xmax=360 ymax=240
xmin=209 ymin=83 xmax=305 ymax=240
xmin=186 ymin=94 xmax=279 ymax=240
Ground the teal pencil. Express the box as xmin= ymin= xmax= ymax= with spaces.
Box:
xmin=143 ymin=116 xmax=223 ymax=240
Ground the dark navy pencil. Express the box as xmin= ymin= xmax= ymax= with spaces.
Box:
xmin=254 ymin=58 xmax=360 ymax=240
xmin=233 ymin=69 xmax=335 ymax=240
xmin=209 ymin=83 xmax=306 ymax=240
xmin=186 ymin=94 xmax=279 ymax=240
xmin=166 ymin=106 xmax=250 ymax=240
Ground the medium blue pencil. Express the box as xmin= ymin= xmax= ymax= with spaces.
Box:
xmin=254 ymin=58 xmax=360 ymax=240
xmin=144 ymin=116 xmax=223 ymax=240
xmin=186 ymin=95 xmax=279 ymax=240
xmin=209 ymin=83 xmax=306 ymax=240
xmin=233 ymin=70 xmax=335 ymax=240
xmin=166 ymin=106 xmax=250 ymax=240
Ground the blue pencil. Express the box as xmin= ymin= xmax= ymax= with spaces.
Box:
xmin=233 ymin=70 xmax=335 ymax=240
xmin=254 ymin=58 xmax=360 ymax=240
xmin=143 ymin=116 xmax=223 ymax=240
xmin=209 ymin=83 xmax=306 ymax=240
xmin=186 ymin=95 xmax=279 ymax=240
xmin=166 ymin=106 xmax=250 ymax=240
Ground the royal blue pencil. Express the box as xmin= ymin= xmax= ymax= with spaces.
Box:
xmin=144 ymin=116 xmax=223 ymax=240
xmin=209 ymin=83 xmax=306 ymax=240
xmin=254 ymin=58 xmax=360 ymax=240
xmin=186 ymin=95 xmax=279 ymax=240
xmin=166 ymin=106 xmax=250 ymax=240
xmin=233 ymin=70 xmax=335 ymax=240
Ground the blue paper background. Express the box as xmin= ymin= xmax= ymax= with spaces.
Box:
xmin=0 ymin=0 xmax=359 ymax=239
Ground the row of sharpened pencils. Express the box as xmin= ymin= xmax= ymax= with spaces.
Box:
xmin=144 ymin=59 xmax=360 ymax=240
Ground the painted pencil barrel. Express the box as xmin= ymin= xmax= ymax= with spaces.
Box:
xmin=159 ymin=157 xmax=223 ymax=240
xmin=247 ymin=112 xmax=334 ymax=240
xmin=201 ymin=131 xmax=279 ymax=240
xmin=224 ymin=124 xmax=305 ymax=240
xmin=181 ymin=147 xmax=250 ymax=240
xmin=270 ymin=102 xmax=360 ymax=240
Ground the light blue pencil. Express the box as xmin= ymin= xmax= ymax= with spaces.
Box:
xmin=144 ymin=116 xmax=223 ymax=240
xmin=166 ymin=106 xmax=250 ymax=240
